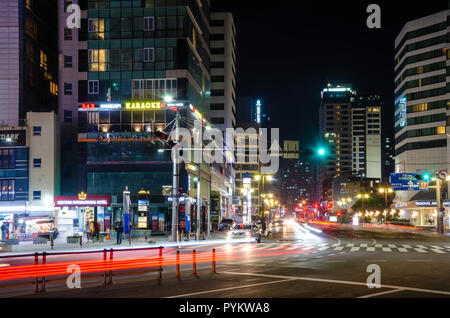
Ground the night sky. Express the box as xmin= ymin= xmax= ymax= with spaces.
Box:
xmin=212 ymin=0 xmax=448 ymax=150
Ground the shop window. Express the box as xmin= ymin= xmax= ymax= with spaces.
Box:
xmin=0 ymin=180 xmax=14 ymax=201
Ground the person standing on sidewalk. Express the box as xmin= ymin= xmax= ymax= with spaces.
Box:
xmin=1 ymin=222 xmax=7 ymax=240
xmin=114 ymin=218 xmax=124 ymax=245
xmin=93 ymin=221 xmax=100 ymax=241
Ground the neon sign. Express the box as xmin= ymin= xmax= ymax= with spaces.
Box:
xmin=125 ymin=102 xmax=166 ymax=110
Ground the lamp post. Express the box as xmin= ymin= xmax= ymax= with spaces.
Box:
xmin=378 ymin=187 xmax=394 ymax=209
xmin=357 ymin=194 xmax=369 ymax=210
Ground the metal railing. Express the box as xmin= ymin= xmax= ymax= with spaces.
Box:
xmin=0 ymin=245 xmax=219 ymax=295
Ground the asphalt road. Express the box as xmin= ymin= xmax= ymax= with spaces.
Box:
xmin=4 ymin=222 xmax=450 ymax=298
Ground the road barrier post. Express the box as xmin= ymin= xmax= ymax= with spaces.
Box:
xmin=212 ymin=248 xmax=216 ymax=273
xmin=79 ymin=236 xmax=82 ymax=247
xmin=176 ymin=250 xmax=181 ymax=280
xmin=103 ymin=249 xmax=107 ymax=285
xmin=50 ymin=238 xmax=54 ymax=250
xmin=158 ymin=247 xmax=163 ymax=285
xmin=108 ymin=248 xmax=113 ymax=284
xmin=192 ymin=249 xmax=197 ymax=276
xmin=41 ymin=252 xmax=47 ymax=292
xmin=34 ymin=252 xmax=39 ymax=293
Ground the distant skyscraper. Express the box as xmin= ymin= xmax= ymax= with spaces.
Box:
xmin=394 ymin=10 xmax=449 ymax=202
xmin=236 ymin=97 xmax=269 ymax=126
xmin=383 ymin=137 xmax=395 ymax=182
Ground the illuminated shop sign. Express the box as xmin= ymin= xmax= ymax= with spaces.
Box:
xmin=55 ymin=195 xmax=111 ymax=207
xmin=80 ymin=103 xmax=122 ymax=111
xmin=125 ymin=102 xmax=166 ymax=110
xmin=0 ymin=130 xmax=26 ymax=147
xmin=189 ymin=105 xmax=206 ymax=125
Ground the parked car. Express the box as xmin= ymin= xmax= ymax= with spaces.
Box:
xmin=218 ymin=219 xmax=235 ymax=231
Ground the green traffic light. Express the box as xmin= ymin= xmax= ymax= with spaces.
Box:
xmin=318 ymin=148 xmax=325 ymax=156
xmin=424 ymin=174 xmax=430 ymax=180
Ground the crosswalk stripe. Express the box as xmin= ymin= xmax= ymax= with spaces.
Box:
xmin=402 ymin=245 xmax=412 ymax=248
xmin=360 ymin=244 xmax=368 ymax=247
xmin=318 ymin=246 xmax=330 ymax=251
xmin=398 ymin=248 xmax=408 ymax=253
xmin=351 ymin=247 xmax=360 ymax=252
xmin=366 ymin=247 xmax=375 ymax=252
xmin=388 ymin=244 xmax=397 ymax=248
xmin=382 ymin=248 xmax=392 ymax=252
xmin=415 ymin=248 xmax=427 ymax=253
xmin=346 ymin=244 xmax=354 ymax=247
xmin=375 ymin=244 xmax=383 ymax=248
xmin=431 ymin=249 xmax=445 ymax=254
xmin=431 ymin=246 xmax=444 ymax=249
xmin=334 ymin=246 xmax=344 ymax=251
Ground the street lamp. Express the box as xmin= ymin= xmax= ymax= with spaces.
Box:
xmin=357 ymin=194 xmax=370 ymax=210
xmin=379 ymin=187 xmax=394 ymax=208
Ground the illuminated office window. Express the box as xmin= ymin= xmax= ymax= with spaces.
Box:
xmin=88 ymin=49 xmax=108 ymax=72
xmin=40 ymin=51 xmax=48 ymax=71
xmin=437 ymin=126 xmax=446 ymax=135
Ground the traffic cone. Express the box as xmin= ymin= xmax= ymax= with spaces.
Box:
xmin=106 ymin=229 xmax=111 ymax=240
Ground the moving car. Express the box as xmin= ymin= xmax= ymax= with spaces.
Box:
xmin=218 ymin=219 xmax=235 ymax=231
xmin=227 ymin=224 xmax=260 ymax=240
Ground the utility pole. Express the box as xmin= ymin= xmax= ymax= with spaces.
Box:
xmin=436 ymin=179 xmax=444 ymax=235
xmin=171 ymin=110 xmax=180 ymax=242
xmin=197 ymin=165 xmax=201 ymax=240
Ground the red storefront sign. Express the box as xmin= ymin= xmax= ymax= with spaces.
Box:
xmin=55 ymin=195 xmax=111 ymax=208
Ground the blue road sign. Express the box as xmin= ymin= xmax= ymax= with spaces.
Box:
xmin=390 ymin=173 xmax=428 ymax=191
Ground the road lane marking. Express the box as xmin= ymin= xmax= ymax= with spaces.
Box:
xmin=325 ymin=261 xmax=345 ymax=263
xmin=350 ymin=247 xmax=360 ymax=252
xmin=360 ymin=244 xmax=368 ymax=248
xmin=402 ymin=245 xmax=412 ymax=248
xmin=431 ymin=249 xmax=445 ymax=254
xmin=415 ymin=248 xmax=427 ymax=253
xmin=346 ymin=244 xmax=354 ymax=247
xmin=431 ymin=246 xmax=444 ymax=249
xmin=359 ymin=289 xmax=404 ymax=298
xmin=375 ymin=244 xmax=382 ymax=248
xmin=407 ymin=260 xmax=432 ymax=262
xmin=388 ymin=244 xmax=397 ymax=248
xmin=334 ymin=247 xmax=344 ymax=251
xmin=222 ymin=272 xmax=450 ymax=296
xmin=365 ymin=260 xmax=387 ymax=262
xmin=318 ymin=246 xmax=330 ymax=251
xmin=166 ymin=278 xmax=297 ymax=298
xmin=398 ymin=248 xmax=408 ymax=253
xmin=366 ymin=247 xmax=375 ymax=252
xmin=382 ymin=248 xmax=392 ymax=252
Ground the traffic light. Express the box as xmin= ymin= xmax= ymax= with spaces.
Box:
xmin=416 ymin=173 xmax=431 ymax=181
xmin=317 ymin=148 xmax=326 ymax=156
xmin=337 ymin=212 xmax=342 ymax=217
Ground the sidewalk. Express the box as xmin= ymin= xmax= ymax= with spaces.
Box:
xmin=0 ymin=232 xmax=229 ymax=255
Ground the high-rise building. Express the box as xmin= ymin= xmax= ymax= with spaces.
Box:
xmin=236 ymin=97 xmax=269 ymax=126
xmin=319 ymin=84 xmax=355 ymax=202
xmin=280 ymin=142 xmax=315 ymax=211
xmin=394 ymin=10 xmax=449 ymax=202
xmin=0 ymin=0 xmax=58 ymax=127
xmin=383 ymin=137 xmax=395 ymax=182
xmin=210 ymin=12 xmax=236 ymax=130
xmin=319 ymin=84 xmax=382 ymax=203
xmin=352 ymin=95 xmax=382 ymax=179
